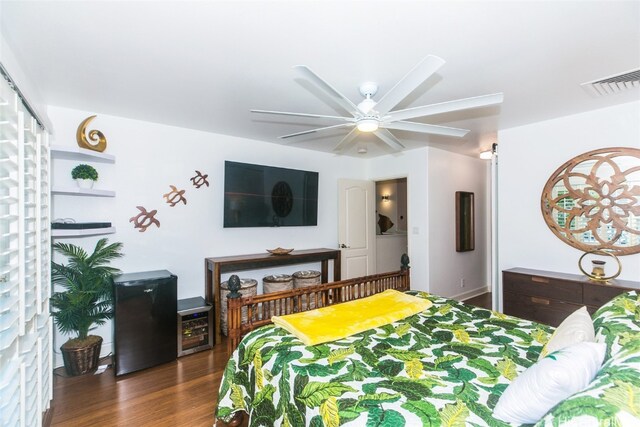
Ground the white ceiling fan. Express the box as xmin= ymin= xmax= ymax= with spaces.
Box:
xmin=251 ymin=55 xmax=504 ymax=152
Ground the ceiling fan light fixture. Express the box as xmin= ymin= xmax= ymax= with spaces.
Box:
xmin=357 ymin=97 xmax=377 ymax=114
xmin=357 ymin=118 xmax=379 ymax=133
xmin=257 ymin=56 xmax=504 ymax=153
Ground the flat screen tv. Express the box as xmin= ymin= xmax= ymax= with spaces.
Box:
xmin=223 ymin=161 xmax=319 ymax=228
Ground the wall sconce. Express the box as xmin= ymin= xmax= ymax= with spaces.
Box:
xmin=479 ymin=150 xmax=493 ymax=160
xmin=480 ymin=142 xmax=498 ymax=160
xmin=381 ymin=194 xmax=390 ymax=202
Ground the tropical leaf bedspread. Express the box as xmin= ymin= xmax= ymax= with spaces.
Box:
xmin=216 ymin=291 xmax=553 ymax=426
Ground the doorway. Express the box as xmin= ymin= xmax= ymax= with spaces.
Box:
xmin=375 ymin=178 xmax=408 ymax=273
xmin=338 ymin=177 xmax=409 ymax=279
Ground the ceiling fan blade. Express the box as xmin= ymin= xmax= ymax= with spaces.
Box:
xmin=332 ymin=127 xmax=359 ymax=152
xmin=373 ymin=129 xmax=405 ymax=152
xmin=374 ymin=55 xmax=446 ymax=116
xmin=251 ymin=109 xmax=353 ymax=122
xmin=385 ymin=93 xmax=504 ymax=122
xmin=294 ymin=65 xmax=359 ymax=116
xmin=280 ymin=123 xmax=354 ymax=139
xmin=384 ymin=121 xmax=469 ymax=138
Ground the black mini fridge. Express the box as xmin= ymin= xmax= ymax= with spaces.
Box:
xmin=113 ymin=270 xmax=177 ymax=376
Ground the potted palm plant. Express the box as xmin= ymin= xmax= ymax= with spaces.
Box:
xmin=51 ymin=238 xmax=123 ymax=375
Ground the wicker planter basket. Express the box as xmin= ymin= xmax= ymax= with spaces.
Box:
xmin=293 ymin=270 xmax=321 ymax=310
xmin=221 ymin=278 xmax=257 ymax=336
xmin=60 ymin=335 xmax=103 ymax=376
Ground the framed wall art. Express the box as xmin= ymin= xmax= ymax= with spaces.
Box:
xmin=456 ymin=191 xmax=475 ymax=252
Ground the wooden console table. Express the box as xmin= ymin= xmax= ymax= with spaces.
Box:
xmin=205 ymin=248 xmax=341 ymax=344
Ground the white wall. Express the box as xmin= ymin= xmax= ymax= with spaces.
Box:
xmin=367 ymin=148 xmax=490 ymax=297
xmin=498 ymin=101 xmax=640 ymax=290
xmin=367 ymin=148 xmax=430 ymax=291
xmin=427 ymin=148 xmax=490 ymax=299
xmin=49 ymin=105 xmax=367 ymax=365
xmin=396 ymin=180 xmax=408 ymax=232
xmin=376 ymin=234 xmax=408 ymax=273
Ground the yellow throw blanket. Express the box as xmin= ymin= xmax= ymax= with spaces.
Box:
xmin=271 ymin=289 xmax=432 ymax=346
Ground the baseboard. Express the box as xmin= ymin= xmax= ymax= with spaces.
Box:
xmin=452 ymin=286 xmax=491 ymax=302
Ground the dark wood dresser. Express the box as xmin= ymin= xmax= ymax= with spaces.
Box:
xmin=503 ymin=268 xmax=640 ymax=327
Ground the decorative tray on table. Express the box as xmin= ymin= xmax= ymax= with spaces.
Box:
xmin=267 ymin=247 xmax=294 ymax=255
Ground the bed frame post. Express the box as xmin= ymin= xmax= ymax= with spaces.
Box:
xmin=401 ymin=253 xmax=410 ymax=290
xmin=226 ymin=275 xmax=243 ymax=354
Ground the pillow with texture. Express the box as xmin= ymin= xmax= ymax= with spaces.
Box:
xmin=494 ymin=341 xmax=606 ymax=424
xmin=539 ymin=306 xmax=594 ymax=359
xmin=535 ymin=344 xmax=640 ymax=427
xmin=592 ymin=291 xmax=640 ymax=359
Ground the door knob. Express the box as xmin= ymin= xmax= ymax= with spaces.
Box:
xmin=339 ymin=243 xmax=350 ymax=249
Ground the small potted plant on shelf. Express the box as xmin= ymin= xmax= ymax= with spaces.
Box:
xmin=71 ymin=164 xmax=98 ymax=189
xmin=51 ymin=238 xmax=123 ymax=376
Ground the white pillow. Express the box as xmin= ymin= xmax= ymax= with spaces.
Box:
xmin=539 ymin=306 xmax=594 ymax=359
xmin=493 ymin=341 xmax=606 ymax=424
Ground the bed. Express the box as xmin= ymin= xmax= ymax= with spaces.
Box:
xmin=215 ymin=263 xmax=640 ymax=426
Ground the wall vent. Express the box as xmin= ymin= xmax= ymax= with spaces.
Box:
xmin=581 ymin=68 xmax=640 ymax=96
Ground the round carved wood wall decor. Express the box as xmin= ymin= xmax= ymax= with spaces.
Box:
xmin=540 ymin=147 xmax=640 ymax=255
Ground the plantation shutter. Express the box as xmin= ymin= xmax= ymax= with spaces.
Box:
xmin=0 ymin=71 xmax=52 ymax=426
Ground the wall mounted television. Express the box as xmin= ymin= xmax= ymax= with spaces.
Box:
xmin=223 ymin=161 xmax=319 ymax=228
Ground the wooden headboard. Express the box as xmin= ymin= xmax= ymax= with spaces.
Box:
xmin=225 ymin=255 xmax=410 ymax=352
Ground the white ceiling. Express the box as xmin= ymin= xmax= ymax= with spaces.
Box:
xmin=1 ymin=1 xmax=639 ymax=158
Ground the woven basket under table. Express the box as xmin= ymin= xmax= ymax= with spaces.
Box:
xmin=263 ymin=274 xmax=293 ymax=316
xmin=220 ymin=278 xmax=257 ymax=336
xmin=293 ymin=270 xmax=321 ymax=310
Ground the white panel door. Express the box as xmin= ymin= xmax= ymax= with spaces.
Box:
xmin=338 ymin=179 xmax=375 ymax=279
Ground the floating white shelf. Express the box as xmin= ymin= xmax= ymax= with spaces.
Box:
xmin=51 ymin=187 xmax=115 ymax=197
xmin=51 ymin=144 xmax=117 ymax=240
xmin=51 ymin=227 xmax=116 ymax=238
xmin=50 ymin=145 xmax=115 ymax=163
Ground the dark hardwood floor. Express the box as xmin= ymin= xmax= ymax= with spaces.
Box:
xmin=463 ymin=292 xmax=492 ymax=309
xmin=51 ymin=341 xmax=232 ymax=427
xmin=51 ymin=292 xmax=492 ymax=426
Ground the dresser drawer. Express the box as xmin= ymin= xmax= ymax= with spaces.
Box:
xmin=503 ymin=290 xmax=581 ymax=327
xmin=502 ymin=268 xmax=640 ymax=327
xmin=503 ymin=272 xmax=582 ymax=304
xmin=583 ymin=284 xmax=628 ymax=309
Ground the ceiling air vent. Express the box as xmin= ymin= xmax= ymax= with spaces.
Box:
xmin=581 ymin=68 xmax=640 ymax=96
